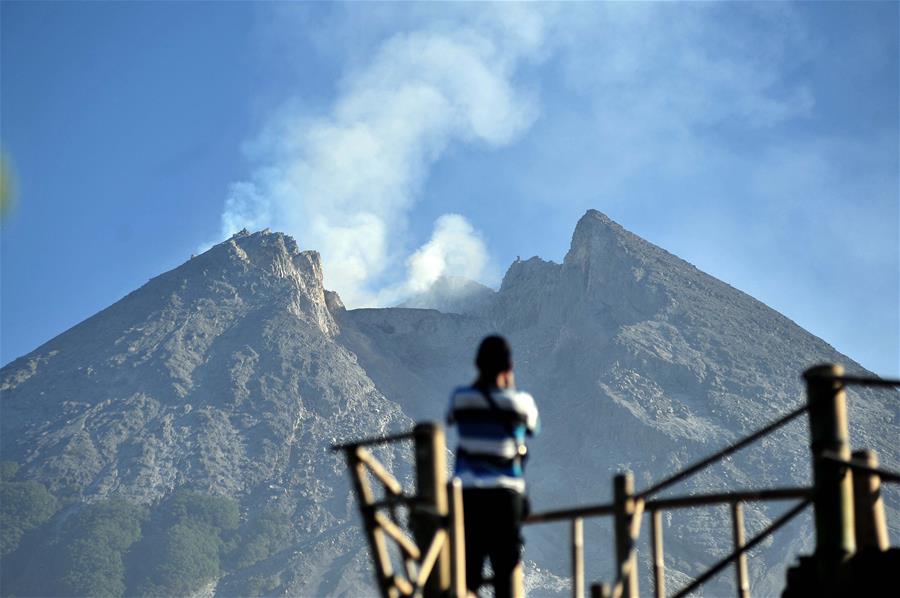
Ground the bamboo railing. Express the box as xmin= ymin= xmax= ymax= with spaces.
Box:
xmin=332 ymin=423 xmax=467 ymax=598
xmin=336 ymin=364 xmax=900 ymax=598
xmin=523 ymin=364 xmax=900 ymax=598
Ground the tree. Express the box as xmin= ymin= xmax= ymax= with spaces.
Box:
xmin=130 ymin=490 xmax=240 ymax=596
xmin=230 ymin=508 xmax=294 ymax=570
xmin=0 ymin=473 xmax=58 ymax=556
xmin=0 ymin=460 xmax=20 ymax=481
xmin=162 ymin=490 xmax=239 ymax=530
xmin=138 ymin=521 xmax=221 ymax=595
xmin=60 ymin=539 xmax=128 ymax=598
xmin=53 ymin=500 xmax=147 ymax=598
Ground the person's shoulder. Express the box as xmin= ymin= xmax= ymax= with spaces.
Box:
xmin=497 ymin=388 xmax=536 ymax=409
xmin=498 ymin=387 xmax=534 ymax=400
xmin=450 ymin=385 xmax=477 ymax=398
xmin=449 ymin=385 xmax=481 ymax=407
xmin=514 ymin=389 xmax=535 ymax=402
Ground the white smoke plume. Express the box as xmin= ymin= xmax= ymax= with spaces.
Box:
xmin=403 ymin=214 xmax=488 ymax=297
xmin=220 ymin=5 xmax=550 ymax=306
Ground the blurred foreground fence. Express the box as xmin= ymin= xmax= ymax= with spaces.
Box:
xmin=334 ymin=363 xmax=900 ymax=598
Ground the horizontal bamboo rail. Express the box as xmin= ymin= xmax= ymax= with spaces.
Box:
xmin=525 ymin=486 xmax=810 ymax=525
xmin=820 ymin=451 xmax=900 ymax=484
xmin=523 ymin=489 xmax=815 ymax=597
xmin=646 ymin=487 xmax=811 ymax=510
xmin=808 ymin=373 xmax=900 ymax=388
xmin=672 ymin=498 xmax=812 ymax=598
xmin=527 ymin=502 xmax=615 ymax=524
xmin=636 ymin=404 xmax=809 ymax=501
xmin=332 ymin=429 xmax=418 ymax=451
xmin=522 ymin=366 xmax=900 ymax=597
xmin=339 ymin=366 xmax=899 ymax=598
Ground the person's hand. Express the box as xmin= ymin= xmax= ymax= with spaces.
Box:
xmin=497 ymin=370 xmax=515 ymax=389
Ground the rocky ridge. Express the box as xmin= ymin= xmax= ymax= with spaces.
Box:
xmin=1 ymin=212 xmax=897 ymax=597
xmin=1 ymin=230 xmax=411 ymax=595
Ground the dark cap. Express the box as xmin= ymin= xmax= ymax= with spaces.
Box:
xmin=475 ymin=335 xmax=512 ymax=376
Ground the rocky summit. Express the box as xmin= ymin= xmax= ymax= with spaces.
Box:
xmin=1 ymin=212 xmax=897 ymax=597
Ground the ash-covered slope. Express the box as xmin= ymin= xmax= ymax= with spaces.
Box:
xmin=1 ymin=212 xmax=897 ymax=597
xmin=1 ymin=230 xmax=411 ymax=596
xmin=338 ymin=210 xmax=899 ymax=596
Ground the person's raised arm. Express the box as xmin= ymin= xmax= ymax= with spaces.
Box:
xmin=523 ymin=392 xmax=540 ymax=436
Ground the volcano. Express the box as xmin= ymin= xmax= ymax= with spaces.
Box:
xmin=2 ymin=212 xmax=896 ymax=596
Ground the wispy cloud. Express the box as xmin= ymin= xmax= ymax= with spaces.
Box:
xmin=220 ymin=5 xmax=550 ymax=306
xmin=215 ymin=3 xmax=897 ymax=373
xmin=221 ymin=3 xmax=815 ymax=306
xmin=553 ymin=2 xmax=816 ymax=189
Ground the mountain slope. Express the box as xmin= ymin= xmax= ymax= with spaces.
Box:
xmin=1 ymin=212 xmax=896 ymax=597
xmin=338 ymin=210 xmax=899 ymax=595
xmin=1 ymin=230 xmax=411 ymax=596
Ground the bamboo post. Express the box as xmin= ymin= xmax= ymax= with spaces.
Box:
xmin=804 ymin=364 xmax=856 ymax=580
xmin=448 ymin=478 xmax=467 ymax=598
xmin=650 ymin=510 xmax=665 ymax=598
xmin=730 ymin=502 xmax=750 ymax=598
xmin=572 ymin=517 xmax=584 ymax=598
xmin=513 ymin=561 xmax=525 ymax=598
xmin=851 ymin=449 xmax=889 ymax=551
xmin=347 ymin=448 xmax=398 ymax=598
xmin=613 ymin=472 xmax=639 ymax=598
xmin=413 ymin=423 xmax=450 ymax=597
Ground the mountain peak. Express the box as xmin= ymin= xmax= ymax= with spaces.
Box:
xmin=579 ymin=208 xmax=616 ymax=226
xmin=206 ymin=230 xmax=336 ymax=336
xmin=197 ymin=229 xmax=323 ymax=290
xmin=566 ymin=209 xmax=633 ymax=261
xmin=2 ymin=211 xmax=895 ymax=598
xmin=216 ymin=228 xmax=310 ymax=269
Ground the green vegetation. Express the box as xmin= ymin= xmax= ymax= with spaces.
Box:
xmin=142 ymin=521 xmax=224 ymax=594
xmin=0 ymin=483 xmax=296 ymax=597
xmin=0 ymin=462 xmax=59 ymax=556
xmin=0 ymin=460 xmax=20 ymax=481
xmin=239 ymin=572 xmax=283 ymax=597
xmin=55 ymin=499 xmax=148 ymax=598
xmin=162 ymin=490 xmax=240 ymax=530
xmin=131 ymin=491 xmax=240 ymax=596
xmin=230 ymin=507 xmax=293 ymax=570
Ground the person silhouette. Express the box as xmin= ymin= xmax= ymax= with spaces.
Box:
xmin=447 ymin=335 xmax=540 ymax=597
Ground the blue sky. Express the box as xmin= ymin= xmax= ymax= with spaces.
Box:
xmin=1 ymin=2 xmax=897 ymax=376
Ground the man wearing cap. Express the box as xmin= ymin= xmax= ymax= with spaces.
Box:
xmin=447 ymin=335 xmax=540 ymax=598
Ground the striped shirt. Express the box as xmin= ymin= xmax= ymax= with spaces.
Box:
xmin=447 ymin=385 xmax=540 ymax=493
